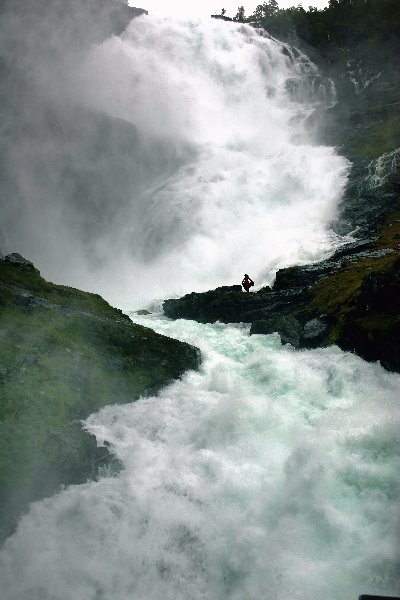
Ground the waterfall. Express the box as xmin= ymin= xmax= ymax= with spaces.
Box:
xmin=2 ymin=16 xmax=348 ymax=306
xmin=2 ymin=15 xmax=398 ymax=600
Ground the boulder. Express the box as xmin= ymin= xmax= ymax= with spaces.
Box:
xmin=4 ymin=253 xmax=35 ymax=271
xmin=251 ymin=315 xmax=303 ymax=346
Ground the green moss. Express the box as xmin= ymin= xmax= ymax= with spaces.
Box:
xmin=310 ymin=253 xmax=395 ymax=317
xmin=0 ymin=260 xmax=200 ymax=540
xmin=341 ymin=104 xmax=400 ymax=162
xmin=0 ymin=261 xmax=123 ymax=319
xmin=310 ymin=207 xmax=400 ymax=327
xmin=373 ymin=208 xmax=400 ymax=250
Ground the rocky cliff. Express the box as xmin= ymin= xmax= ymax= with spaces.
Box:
xmin=0 ymin=254 xmax=200 ymax=541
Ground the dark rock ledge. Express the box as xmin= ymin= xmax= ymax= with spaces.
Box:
xmin=0 ymin=254 xmax=200 ymax=542
xmin=164 ymin=190 xmax=400 ymax=373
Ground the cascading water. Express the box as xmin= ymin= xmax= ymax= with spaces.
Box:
xmin=69 ymin=17 xmax=347 ymax=306
xmin=1 ymin=15 xmax=399 ymax=600
xmin=2 ymin=15 xmax=347 ymax=306
xmin=364 ymin=148 xmax=400 ymax=191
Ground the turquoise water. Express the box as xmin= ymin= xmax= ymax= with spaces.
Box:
xmin=1 ymin=14 xmax=398 ymax=599
xmin=1 ymin=314 xmax=399 ymax=600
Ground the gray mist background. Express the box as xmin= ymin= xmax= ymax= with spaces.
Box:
xmin=0 ymin=0 xmax=179 ymax=285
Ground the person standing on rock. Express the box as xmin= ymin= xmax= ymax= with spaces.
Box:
xmin=242 ymin=274 xmax=254 ymax=292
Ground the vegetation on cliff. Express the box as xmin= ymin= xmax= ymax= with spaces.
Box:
xmin=0 ymin=255 xmax=200 ymax=541
xmin=242 ymin=0 xmax=400 ymax=53
xmin=244 ymin=0 xmax=400 ymax=163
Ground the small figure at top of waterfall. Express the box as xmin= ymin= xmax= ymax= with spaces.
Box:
xmin=242 ymin=274 xmax=254 ymax=292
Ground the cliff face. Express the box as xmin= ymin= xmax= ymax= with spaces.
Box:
xmin=0 ymin=254 xmax=200 ymax=542
xmin=163 ymin=4 xmax=400 ymax=373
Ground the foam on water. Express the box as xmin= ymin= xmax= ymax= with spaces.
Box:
xmin=3 ymin=16 xmax=348 ymax=306
xmin=1 ymin=314 xmax=399 ymax=600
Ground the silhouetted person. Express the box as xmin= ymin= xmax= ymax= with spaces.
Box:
xmin=242 ymin=274 xmax=254 ymax=292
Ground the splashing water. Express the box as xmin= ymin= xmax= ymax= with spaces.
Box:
xmin=3 ymin=16 xmax=348 ymax=305
xmin=1 ymin=314 xmax=399 ymax=600
xmin=2 ymin=15 xmax=398 ymax=600
xmin=73 ymin=18 xmax=347 ymax=306
xmin=364 ymin=147 xmax=400 ymax=191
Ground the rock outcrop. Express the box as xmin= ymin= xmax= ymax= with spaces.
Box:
xmin=0 ymin=255 xmax=200 ymax=541
xmin=163 ymin=183 xmax=400 ymax=372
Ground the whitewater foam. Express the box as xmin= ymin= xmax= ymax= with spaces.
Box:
xmin=71 ymin=18 xmax=348 ymax=306
xmin=0 ymin=315 xmax=399 ymax=600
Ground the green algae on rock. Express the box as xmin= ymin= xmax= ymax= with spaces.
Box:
xmin=0 ymin=255 xmax=200 ymax=542
xmin=309 ymin=210 xmax=400 ymax=370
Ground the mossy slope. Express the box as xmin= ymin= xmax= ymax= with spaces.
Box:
xmin=309 ymin=208 xmax=400 ymax=368
xmin=0 ymin=255 xmax=200 ymax=541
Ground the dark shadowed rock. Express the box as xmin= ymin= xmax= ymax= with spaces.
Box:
xmin=4 ymin=253 xmax=35 ymax=270
xmin=251 ymin=315 xmax=303 ymax=346
xmin=302 ymin=317 xmax=329 ymax=346
xmin=0 ymin=255 xmax=200 ymax=542
xmin=337 ymin=255 xmax=400 ymax=371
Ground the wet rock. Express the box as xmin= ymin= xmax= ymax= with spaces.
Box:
xmin=251 ymin=315 xmax=303 ymax=346
xmin=163 ymin=285 xmax=245 ymax=323
xmin=335 ymin=255 xmax=400 ymax=371
xmin=273 ymin=262 xmax=336 ymax=290
xmin=356 ymin=258 xmax=400 ymax=315
xmin=301 ymin=317 xmax=329 ymax=347
xmin=4 ymin=253 xmax=35 ymax=271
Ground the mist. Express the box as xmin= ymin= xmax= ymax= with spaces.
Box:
xmin=0 ymin=0 xmax=347 ymax=308
xmin=2 ymin=4 xmax=399 ymax=599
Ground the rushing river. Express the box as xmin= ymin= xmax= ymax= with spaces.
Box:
xmin=1 ymin=14 xmax=399 ymax=600
xmin=1 ymin=312 xmax=399 ymax=600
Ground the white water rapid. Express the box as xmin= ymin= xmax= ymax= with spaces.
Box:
xmin=1 ymin=15 xmax=399 ymax=600
xmin=1 ymin=314 xmax=399 ymax=600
